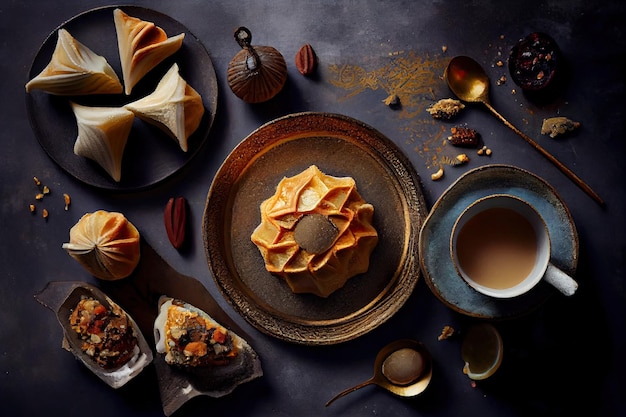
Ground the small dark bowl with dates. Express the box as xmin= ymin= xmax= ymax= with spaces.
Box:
xmin=509 ymin=32 xmax=562 ymax=96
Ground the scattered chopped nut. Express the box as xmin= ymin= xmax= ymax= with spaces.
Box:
xmin=442 ymin=45 xmax=448 ymax=53
xmin=438 ymin=325 xmax=455 ymax=341
xmin=427 ymin=98 xmax=465 ymax=120
xmin=477 ymin=145 xmax=492 ymax=156
xmin=383 ymin=93 xmax=400 ymax=107
xmin=454 ymin=153 xmax=470 ymax=165
xmin=431 ymin=166 xmax=444 ymax=181
xmin=29 ymin=175 xmax=71 ymax=220
xmin=496 ymin=60 xmax=503 ymax=67
xmin=541 ymin=117 xmax=581 ymax=138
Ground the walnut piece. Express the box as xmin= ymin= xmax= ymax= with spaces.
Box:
xmin=427 ymin=98 xmax=465 ymax=120
xmin=541 ymin=117 xmax=580 ymax=138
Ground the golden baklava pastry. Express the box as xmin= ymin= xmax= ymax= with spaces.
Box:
xmin=62 ymin=210 xmax=141 ymax=281
xmin=113 ymin=8 xmax=185 ymax=95
xmin=124 ymin=63 xmax=204 ymax=152
xmin=251 ymin=165 xmax=378 ymax=297
xmin=70 ymin=103 xmax=134 ymax=182
xmin=25 ymin=28 xmax=123 ymax=95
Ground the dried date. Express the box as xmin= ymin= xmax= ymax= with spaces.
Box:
xmin=448 ymin=126 xmax=480 ymax=147
xmin=295 ymin=44 xmax=317 ymax=76
xmin=164 ymin=197 xmax=187 ymax=249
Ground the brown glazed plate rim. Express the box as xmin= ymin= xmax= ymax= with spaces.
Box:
xmin=203 ymin=112 xmax=428 ymax=345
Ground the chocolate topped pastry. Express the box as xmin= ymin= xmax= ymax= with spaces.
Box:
xmin=251 ymin=165 xmax=378 ymax=298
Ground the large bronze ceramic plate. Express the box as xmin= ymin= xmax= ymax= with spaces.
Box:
xmin=25 ymin=6 xmax=218 ymax=191
xmin=203 ymin=112 xmax=427 ymax=345
xmin=419 ymin=164 xmax=578 ymax=319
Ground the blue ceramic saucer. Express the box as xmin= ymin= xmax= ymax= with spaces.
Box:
xmin=418 ymin=164 xmax=578 ymax=319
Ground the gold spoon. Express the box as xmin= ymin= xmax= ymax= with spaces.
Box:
xmin=445 ymin=56 xmax=604 ymax=207
xmin=325 ymin=339 xmax=432 ymax=407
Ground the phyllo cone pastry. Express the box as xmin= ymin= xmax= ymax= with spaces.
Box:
xmin=124 ymin=63 xmax=204 ymax=152
xmin=113 ymin=8 xmax=185 ymax=95
xmin=62 ymin=210 xmax=141 ymax=281
xmin=70 ymin=103 xmax=134 ymax=182
xmin=25 ymin=28 xmax=123 ymax=95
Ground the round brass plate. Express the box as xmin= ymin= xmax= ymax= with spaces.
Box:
xmin=203 ymin=112 xmax=427 ymax=345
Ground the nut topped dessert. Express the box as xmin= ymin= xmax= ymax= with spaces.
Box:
xmin=69 ymin=296 xmax=138 ymax=369
xmin=251 ymin=165 xmax=378 ymax=297
xmin=155 ymin=299 xmax=238 ymax=367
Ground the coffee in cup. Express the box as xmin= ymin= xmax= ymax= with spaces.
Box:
xmin=450 ymin=194 xmax=577 ymax=298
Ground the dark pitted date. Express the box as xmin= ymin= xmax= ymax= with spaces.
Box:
xmin=164 ymin=197 xmax=187 ymax=249
xmin=295 ymin=44 xmax=317 ymax=76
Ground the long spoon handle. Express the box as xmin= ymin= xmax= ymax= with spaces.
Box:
xmin=325 ymin=379 xmax=375 ymax=407
xmin=482 ymin=101 xmax=605 ymax=207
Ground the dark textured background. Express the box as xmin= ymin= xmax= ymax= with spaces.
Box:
xmin=1 ymin=1 xmax=624 ymax=416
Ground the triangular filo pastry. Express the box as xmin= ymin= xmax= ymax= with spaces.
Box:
xmin=113 ymin=8 xmax=185 ymax=95
xmin=25 ymin=28 xmax=123 ymax=95
xmin=70 ymin=103 xmax=134 ymax=182
xmin=124 ymin=63 xmax=204 ymax=152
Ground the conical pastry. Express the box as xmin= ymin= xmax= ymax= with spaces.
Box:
xmin=62 ymin=210 xmax=141 ymax=281
xmin=124 ymin=63 xmax=204 ymax=152
xmin=70 ymin=103 xmax=134 ymax=182
xmin=25 ymin=28 xmax=123 ymax=95
xmin=113 ymin=8 xmax=185 ymax=95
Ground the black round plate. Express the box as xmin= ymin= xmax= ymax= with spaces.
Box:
xmin=25 ymin=6 xmax=218 ymax=191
